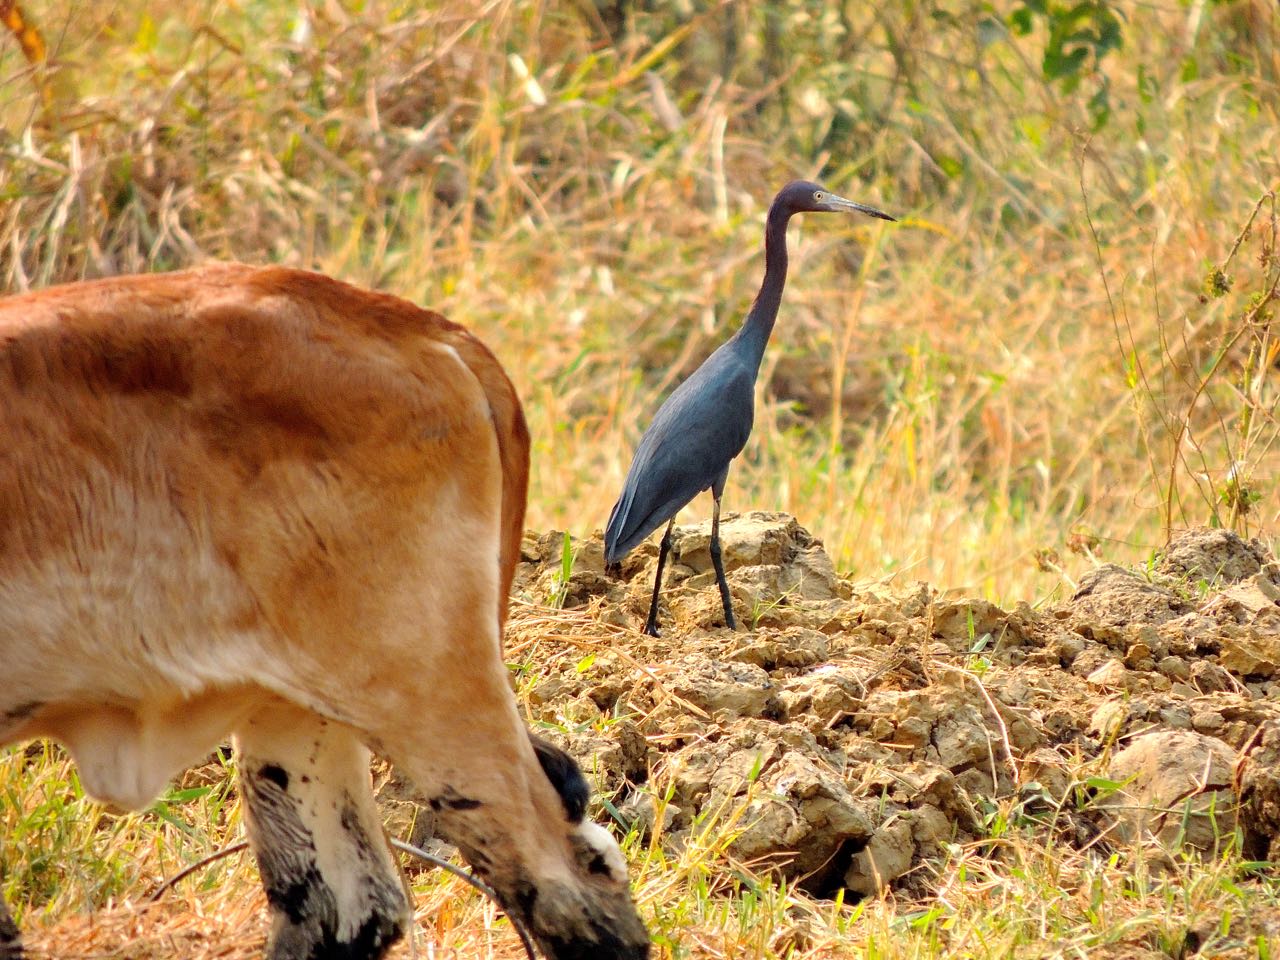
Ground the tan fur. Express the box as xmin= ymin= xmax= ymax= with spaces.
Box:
xmin=0 ymin=265 xmax=647 ymax=960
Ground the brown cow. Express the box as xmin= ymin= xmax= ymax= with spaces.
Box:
xmin=0 ymin=265 xmax=649 ymax=960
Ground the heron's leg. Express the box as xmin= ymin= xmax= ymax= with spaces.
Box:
xmin=644 ymin=519 xmax=676 ymax=637
xmin=709 ymin=495 xmax=737 ymax=630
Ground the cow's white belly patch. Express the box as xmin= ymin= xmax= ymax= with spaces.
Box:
xmin=0 ymin=477 xmax=287 ymax=809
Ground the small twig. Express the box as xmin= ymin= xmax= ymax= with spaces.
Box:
xmin=1218 ymin=190 xmax=1272 ymax=272
xmin=147 ymin=840 xmax=250 ymax=902
xmin=391 ymin=839 xmax=539 ymax=960
xmin=934 ymin=662 xmax=1022 ymax=790
xmin=1162 ymin=190 xmax=1279 ymax=534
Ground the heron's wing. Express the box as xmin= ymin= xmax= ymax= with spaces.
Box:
xmin=605 ymin=353 xmax=754 ymax=561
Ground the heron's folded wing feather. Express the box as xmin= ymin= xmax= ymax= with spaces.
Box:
xmin=604 ymin=353 xmax=754 ymax=560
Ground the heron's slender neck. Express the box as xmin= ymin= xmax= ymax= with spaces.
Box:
xmin=733 ymin=202 xmax=793 ymax=374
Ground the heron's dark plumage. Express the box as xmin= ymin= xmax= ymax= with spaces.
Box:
xmin=605 ymin=345 xmax=754 ymax=562
xmin=605 ymin=180 xmax=894 ymax=635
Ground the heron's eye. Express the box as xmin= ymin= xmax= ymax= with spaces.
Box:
xmin=813 ymin=191 xmax=825 ymax=202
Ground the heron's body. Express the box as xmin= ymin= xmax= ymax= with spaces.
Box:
xmin=605 ymin=340 xmax=754 ymax=558
xmin=605 ymin=180 xmax=894 ymax=636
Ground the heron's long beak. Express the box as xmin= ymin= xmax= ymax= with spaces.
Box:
xmin=828 ymin=194 xmax=896 ymax=222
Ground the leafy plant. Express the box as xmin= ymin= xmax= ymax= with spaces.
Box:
xmin=547 ymin=531 xmax=575 ymax=609
xmin=1008 ymin=0 xmax=1124 ymax=127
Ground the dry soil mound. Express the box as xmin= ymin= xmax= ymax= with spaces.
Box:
xmin=507 ymin=515 xmax=1280 ymax=897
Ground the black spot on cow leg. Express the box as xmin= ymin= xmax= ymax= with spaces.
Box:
xmin=428 ymin=787 xmax=483 ymax=812
xmin=530 ymin=734 xmax=589 ymax=823
xmin=0 ymin=892 xmax=21 ymax=957
xmin=259 ymin=764 xmax=290 ymax=791
xmin=466 ymin=848 xmax=493 ymax=874
xmin=513 ymin=879 xmax=539 ymax=920
xmin=0 ymin=702 xmax=41 ymax=739
xmin=337 ymin=796 xmax=407 ymax=956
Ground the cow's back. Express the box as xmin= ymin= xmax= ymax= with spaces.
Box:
xmin=0 ymin=264 xmax=524 ymax=751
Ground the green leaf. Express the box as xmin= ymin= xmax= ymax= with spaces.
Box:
xmin=1084 ymin=776 xmax=1125 ymax=796
xmin=937 ymin=155 xmax=965 ymax=179
xmin=1088 ymin=81 xmax=1112 ymax=130
xmin=133 ymin=14 xmax=158 ymax=54
xmin=559 ymin=531 xmax=574 ymax=582
xmin=1043 ymin=46 xmax=1088 ymax=81
xmin=163 ymin=786 xmax=213 ymax=804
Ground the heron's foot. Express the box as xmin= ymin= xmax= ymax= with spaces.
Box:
xmin=643 ymin=619 xmax=662 ymax=638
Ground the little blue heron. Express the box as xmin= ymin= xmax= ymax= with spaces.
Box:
xmin=604 ymin=180 xmax=895 ymax=636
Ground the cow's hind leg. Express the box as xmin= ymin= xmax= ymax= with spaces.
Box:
xmin=234 ymin=704 xmax=408 ymax=960
xmin=0 ymin=890 xmax=19 ymax=957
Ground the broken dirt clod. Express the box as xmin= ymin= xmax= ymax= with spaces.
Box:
xmin=1236 ymin=718 xmax=1280 ymax=862
xmin=1155 ymin=527 xmax=1272 ymax=584
xmin=1104 ymin=730 xmax=1238 ymax=856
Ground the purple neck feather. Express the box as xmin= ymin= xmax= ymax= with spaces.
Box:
xmin=732 ymin=200 xmax=793 ymax=373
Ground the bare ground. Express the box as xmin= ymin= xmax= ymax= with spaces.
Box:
xmin=21 ymin=516 xmax=1280 ymax=956
xmin=513 ymin=516 xmax=1280 ymax=898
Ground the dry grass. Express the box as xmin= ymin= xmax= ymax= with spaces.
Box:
xmin=2 ymin=1 xmax=1276 ymax=600
xmin=9 ymin=737 xmax=1280 ymax=959
xmin=2 ymin=1 xmax=1279 ymax=957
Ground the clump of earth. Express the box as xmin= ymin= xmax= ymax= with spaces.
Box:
xmin=382 ymin=516 xmax=1280 ymax=900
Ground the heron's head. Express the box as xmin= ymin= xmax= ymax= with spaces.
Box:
xmin=776 ymin=180 xmax=896 ymax=221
